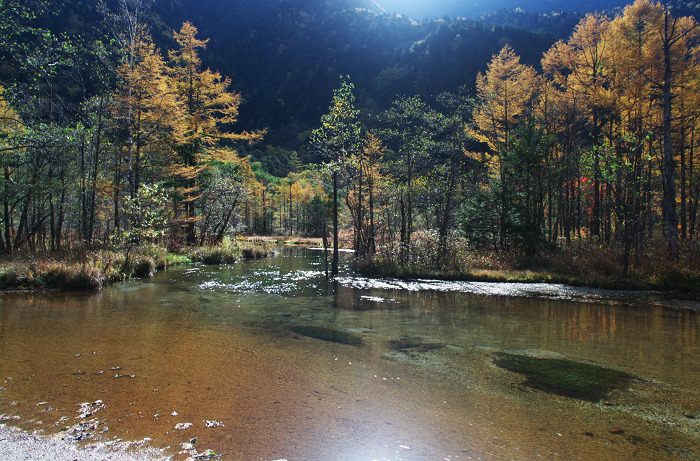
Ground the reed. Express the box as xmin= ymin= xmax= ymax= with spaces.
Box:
xmin=0 ymin=257 xmax=105 ymax=290
xmin=361 ymin=233 xmax=699 ymax=291
xmin=0 ymin=240 xmax=272 ymax=291
xmin=187 ymin=239 xmax=273 ymax=265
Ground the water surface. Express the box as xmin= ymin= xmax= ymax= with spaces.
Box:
xmin=1 ymin=247 xmax=699 ymax=460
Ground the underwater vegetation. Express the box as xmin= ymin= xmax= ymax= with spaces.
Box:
xmin=493 ymin=352 xmax=634 ymax=402
xmin=289 ymin=326 xmax=363 ymax=346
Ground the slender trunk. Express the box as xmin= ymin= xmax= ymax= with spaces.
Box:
xmin=593 ymin=108 xmax=600 ymax=241
xmin=322 ymin=207 xmax=329 ymax=280
xmin=134 ymin=127 xmax=142 ymax=199
xmin=14 ymin=203 xmax=27 ymax=251
xmin=4 ymin=166 xmax=12 ymax=252
xmin=114 ymin=144 xmax=124 ymax=232
xmin=690 ymin=125 xmax=697 ymax=237
xmin=49 ymin=165 xmax=56 ymax=251
xmin=369 ymin=170 xmax=375 ymax=255
xmin=662 ymin=10 xmax=679 ymax=261
xmin=88 ymin=94 xmax=105 ymax=244
xmin=438 ymin=187 xmax=454 ymax=257
xmin=501 ymin=87 xmax=509 ymax=249
xmin=399 ymin=198 xmax=404 ymax=246
xmin=262 ymin=188 xmax=267 ymax=235
xmin=500 ymin=165 xmax=508 ymax=249
xmin=56 ymin=184 xmax=65 ymax=250
xmin=406 ymin=151 xmax=412 ymax=261
xmin=681 ymin=125 xmax=687 ymax=241
xmin=289 ymin=182 xmax=293 ymax=235
xmin=332 ymin=170 xmax=338 ymax=277
xmin=357 ymin=158 xmax=363 ymax=255
xmin=80 ymin=127 xmax=88 ymax=241
xmin=216 ymin=196 xmax=239 ymax=243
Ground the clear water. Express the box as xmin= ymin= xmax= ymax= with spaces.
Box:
xmin=1 ymin=247 xmax=699 ymax=460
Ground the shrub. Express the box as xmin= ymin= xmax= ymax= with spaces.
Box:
xmin=132 ymin=257 xmax=156 ymax=277
xmin=189 ymin=240 xmax=272 ymax=265
xmin=62 ymin=269 xmax=103 ymax=291
xmin=241 ymin=242 xmax=272 ymax=259
xmin=0 ymin=266 xmax=22 ymax=289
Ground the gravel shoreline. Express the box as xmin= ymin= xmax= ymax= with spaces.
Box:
xmin=0 ymin=424 xmax=171 ymax=461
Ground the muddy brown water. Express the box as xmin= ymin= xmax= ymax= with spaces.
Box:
xmin=1 ymin=247 xmax=699 ymax=460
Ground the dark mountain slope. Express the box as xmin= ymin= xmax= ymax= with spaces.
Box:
xmin=44 ymin=0 xmax=700 ymax=149
xmin=156 ymin=5 xmax=563 ymax=146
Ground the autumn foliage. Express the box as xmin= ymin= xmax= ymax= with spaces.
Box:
xmin=1 ymin=0 xmax=699 ymax=286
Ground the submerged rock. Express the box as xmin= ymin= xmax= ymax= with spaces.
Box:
xmin=389 ymin=336 xmax=445 ymax=352
xmin=289 ymin=326 xmax=362 ymax=346
xmin=493 ymin=352 xmax=633 ymax=402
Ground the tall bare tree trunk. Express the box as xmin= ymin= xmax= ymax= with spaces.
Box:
xmin=332 ymin=170 xmax=339 ymax=276
xmin=662 ymin=9 xmax=679 ymax=261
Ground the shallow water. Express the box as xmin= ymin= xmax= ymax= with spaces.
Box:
xmin=1 ymin=247 xmax=699 ymax=460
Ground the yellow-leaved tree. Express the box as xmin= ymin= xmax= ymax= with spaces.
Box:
xmin=468 ymin=44 xmax=538 ymax=247
xmin=168 ymin=22 xmax=265 ymax=244
xmin=113 ymin=33 xmax=179 ymax=203
xmin=542 ymin=13 xmax=616 ymax=240
xmin=470 ymin=45 xmax=538 ymax=157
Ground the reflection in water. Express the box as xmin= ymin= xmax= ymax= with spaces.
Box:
xmin=0 ymin=246 xmax=699 ymax=460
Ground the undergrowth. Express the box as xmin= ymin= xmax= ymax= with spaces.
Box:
xmin=359 ymin=231 xmax=700 ymax=291
xmin=186 ymin=239 xmax=272 ymax=264
xmin=0 ymin=239 xmax=273 ymax=291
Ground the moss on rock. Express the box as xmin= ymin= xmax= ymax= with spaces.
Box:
xmin=290 ymin=326 xmax=363 ymax=347
xmin=493 ymin=352 xmax=633 ymax=402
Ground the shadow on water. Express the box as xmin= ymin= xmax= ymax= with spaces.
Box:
xmin=1 ymin=247 xmax=699 ymax=461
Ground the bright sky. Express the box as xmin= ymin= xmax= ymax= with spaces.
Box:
xmin=369 ymin=0 xmax=626 ymax=20
xmin=371 ymin=0 xmax=487 ymax=20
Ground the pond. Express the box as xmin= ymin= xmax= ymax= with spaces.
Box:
xmin=0 ymin=247 xmax=699 ymax=460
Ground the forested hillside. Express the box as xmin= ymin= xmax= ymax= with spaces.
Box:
xmin=47 ymin=0 xmax=700 ymax=150
xmin=46 ymin=0 xmax=577 ymax=149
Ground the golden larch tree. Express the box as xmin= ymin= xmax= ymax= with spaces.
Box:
xmin=542 ymin=13 xmax=613 ymax=239
xmin=469 ymin=45 xmax=538 ymax=247
xmin=113 ymin=33 xmax=178 ymax=200
xmin=168 ymin=22 xmax=265 ymax=244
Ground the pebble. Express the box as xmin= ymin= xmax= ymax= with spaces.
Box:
xmin=0 ymin=424 xmax=169 ymax=460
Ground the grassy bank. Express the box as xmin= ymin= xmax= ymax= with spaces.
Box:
xmin=239 ymin=235 xmax=324 ymax=246
xmin=0 ymin=239 xmax=273 ymax=291
xmin=4 ymin=233 xmax=698 ymax=293
xmin=358 ymin=231 xmax=700 ymax=292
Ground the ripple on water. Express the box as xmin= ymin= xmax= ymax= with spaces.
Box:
xmin=196 ymin=268 xmax=657 ymax=305
xmin=199 ymin=269 xmax=325 ymax=295
xmin=336 ymin=276 xmax=653 ymax=304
